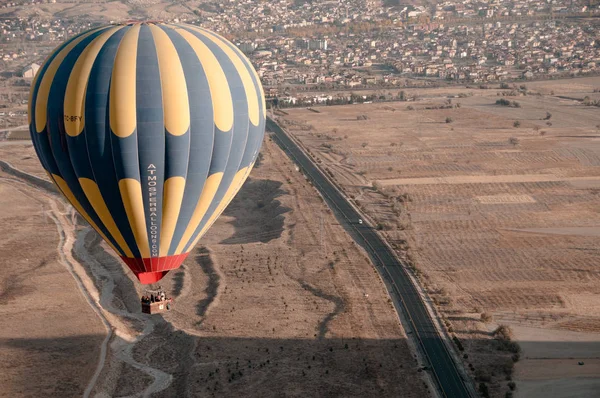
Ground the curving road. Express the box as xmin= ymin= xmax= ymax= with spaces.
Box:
xmin=267 ymin=118 xmax=473 ymax=398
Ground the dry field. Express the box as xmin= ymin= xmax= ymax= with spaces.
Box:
xmin=0 ymin=137 xmax=429 ymax=397
xmin=281 ymin=76 xmax=600 ymax=398
xmin=0 ymin=159 xmax=106 ymax=397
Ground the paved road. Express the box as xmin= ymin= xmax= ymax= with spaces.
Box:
xmin=267 ymin=118 xmax=473 ymax=398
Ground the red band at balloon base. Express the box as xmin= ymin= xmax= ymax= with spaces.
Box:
xmin=120 ymin=253 xmax=190 ymax=284
xmin=136 ymin=271 xmax=171 ymax=284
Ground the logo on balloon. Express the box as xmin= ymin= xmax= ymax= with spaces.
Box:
xmin=147 ymin=164 xmax=159 ymax=257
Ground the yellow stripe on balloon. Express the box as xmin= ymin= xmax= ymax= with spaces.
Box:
xmin=174 ymin=172 xmax=223 ymax=255
xmin=110 ymin=24 xmax=140 ymax=138
xmin=159 ymin=176 xmax=186 ymax=257
xmin=51 ymin=174 xmax=121 ymax=255
xmin=118 ymin=178 xmax=150 ymax=258
xmin=184 ymin=25 xmax=260 ymax=127
xmin=28 ymin=42 xmax=63 ymax=125
xmin=35 ymin=27 xmax=106 ymax=133
xmin=148 ymin=25 xmax=190 ymax=137
xmin=64 ymin=26 xmax=122 ymax=137
xmin=187 ymin=165 xmax=251 ymax=251
xmin=171 ymin=25 xmax=233 ymax=132
xmin=79 ymin=177 xmax=134 ymax=257
xmin=198 ymin=26 xmax=266 ymax=119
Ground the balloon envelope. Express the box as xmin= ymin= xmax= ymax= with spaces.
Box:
xmin=28 ymin=22 xmax=265 ymax=284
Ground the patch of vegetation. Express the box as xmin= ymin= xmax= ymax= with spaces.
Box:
xmin=496 ymin=98 xmax=521 ymax=107
xmin=452 ymin=335 xmax=465 ymax=351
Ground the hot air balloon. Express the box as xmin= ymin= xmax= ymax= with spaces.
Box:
xmin=28 ymin=21 xmax=266 ymax=284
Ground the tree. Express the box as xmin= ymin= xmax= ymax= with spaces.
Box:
xmin=479 ymin=382 xmax=490 ymax=398
xmin=493 ymin=325 xmax=514 ymax=341
xmin=480 ymin=312 xmax=493 ymax=323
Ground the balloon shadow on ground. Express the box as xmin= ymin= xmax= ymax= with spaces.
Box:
xmin=220 ymin=178 xmax=291 ymax=245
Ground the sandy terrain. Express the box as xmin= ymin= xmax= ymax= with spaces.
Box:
xmin=513 ymin=326 xmax=600 ymax=398
xmin=0 ymin=137 xmax=430 ymax=397
xmin=0 ymin=166 xmax=106 ymax=397
xmin=280 ymin=76 xmax=600 ymax=398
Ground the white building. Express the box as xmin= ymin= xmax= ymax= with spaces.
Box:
xmin=22 ymin=63 xmax=40 ymax=79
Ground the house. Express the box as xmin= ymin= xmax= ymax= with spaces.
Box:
xmin=23 ymin=63 xmax=40 ymax=79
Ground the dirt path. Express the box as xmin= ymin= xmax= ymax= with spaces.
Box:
xmin=299 ymin=280 xmax=346 ymax=339
xmin=74 ymin=227 xmax=173 ymax=398
xmin=193 ymin=248 xmax=221 ymax=323
xmin=45 ymin=204 xmax=113 ymax=398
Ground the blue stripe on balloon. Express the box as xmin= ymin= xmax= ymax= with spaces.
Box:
xmin=135 ymin=24 xmax=165 ymax=258
xmin=158 ymin=25 xmax=216 ymax=255
xmin=180 ymin=27 xmax=250 ymax=253
xmin=44 ymin=27 xmax=125 ymax=255
xmin=81 ymin=25 xmax=142 ymax=259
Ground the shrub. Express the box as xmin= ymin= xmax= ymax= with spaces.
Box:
xmin=513 ymin=121 xmax=521 ymax=128
xmin=452 ymin=335 xmax=464 ymax=351
xmin=445 ymin=116 xmax=454 ymax=123
xmin=493 ymin=325 xmax=514 ymax=341
xmin=481 ymin=312 xmax=493 ymax=323
xmin=476 ymin=369 xmax=492 ymax=382
xmin=479 ymin=382 xmax=490 ymax=398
